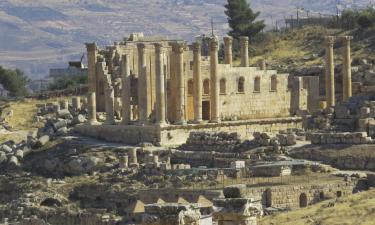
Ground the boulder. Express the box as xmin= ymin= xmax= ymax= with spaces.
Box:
xmin=53 ymin=120 xmax=68 ymax=131
xmin=8 ymin=155 xmax=19 ymax=167
xmin=57 ymin=109 xmax=73 ymax=120
xmin=35 ymin=135 xmax=50 ymax=148
xmin=71 ymin=114 xmax=86 ymax=125
xmin=65 ymin=156 xmax=101 ymax=175
xmin=55 ymin=127 xmax=68 ymax=136
xmin=15 ymin=150 xmax=24 ymax=159
xmin=0 ymin=144 xmax=12 ymax=153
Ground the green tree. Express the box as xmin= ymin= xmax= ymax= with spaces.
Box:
xmin=0 ymin=66 xmax=29 ymax=97
xmin=48 ymin=74 xmax=87 ymax=91
xmin=356 ymin=7 xmax=375 ymax=29
xmin=224 ymin=0 xmax=265 ymax=40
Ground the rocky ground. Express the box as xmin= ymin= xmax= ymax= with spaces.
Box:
xmin=289 ymin=143 xmax=375 ymax=171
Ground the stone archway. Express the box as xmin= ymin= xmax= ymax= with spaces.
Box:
xmin=299 ymin=193 xmax=308 ymax=208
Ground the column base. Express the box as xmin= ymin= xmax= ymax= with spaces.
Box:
xmin=174 ymin=120 xmax=187 ymax=126
xmin=87 ymin=120 xmax=101 ymax=125
xmin=155 ymin=122 xmax=168 ymax=128
xmin=210 ymin=118 xmax=221 ymax=123
xmin=192 ymin=119 xmax=204 ymax=124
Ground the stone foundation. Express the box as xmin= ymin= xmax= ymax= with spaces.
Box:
xmin=74 ymin=117 xmax=302 ymax=146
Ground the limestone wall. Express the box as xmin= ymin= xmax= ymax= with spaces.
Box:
xmin=244 ymin=180 xmax=358 ymax=209
xmin=216 ymin=65 xmax=293 ymax=119
xmin=75 ymin=117 xmax=302 ymax=146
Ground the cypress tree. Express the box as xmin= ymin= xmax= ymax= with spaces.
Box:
xmin=224 ymin=0 xmax=265 ymax=40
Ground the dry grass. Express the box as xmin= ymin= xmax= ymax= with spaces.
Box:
xmin=260 ymin=189 xmax=375 ymax=225
xmin=0 ymin=97 xmax=69 ymax=143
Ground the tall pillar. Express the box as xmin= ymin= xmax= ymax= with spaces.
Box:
xmin=87 ymin=92 xmax=98 ymax=124
xmin=240 ymin=36 xmax=249 ymax=67
xmin=129 ymin=148 xmax=138 ymax=165
xmin=137 ymin=43 xmax=149 ymax=124
xmin=72 ymin=97 xmax=81 ymax=111
xmin=224 ymin=36 xmax=233 ymax=66
xmin=121 ymin=54 xmax=131 ymax=124
xmin=193 ymin=42 xmax=203 ymax=124
xmin=105 ymin=86 xmax=115 ymax=125
xmin=174 ymin=42 xmax=187 ymax=125
xmin=210 ymin=37 xmax=221 ymax=123
xmin=154 ymin=43 xmax=167 ymax=126
xmin=143 ymin=203 xmax=201 ymax=225
xmin=325 ymin=36 xmax=335 ymax=107
xmin=342 ymin=36 xmax=353 ymax=102
xmin=85 ymin=43 xmax=97 ymax=93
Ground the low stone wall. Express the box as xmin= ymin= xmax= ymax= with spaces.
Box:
xmin=75 ymin=117 xmax=302 ymax=146
xmin=171 ymin=150 xmax=240 ymax=168
xmin=310 ymin=132 xmax=374 ymax=145
xmin=244 ymin=179 xmax=359 ymax=209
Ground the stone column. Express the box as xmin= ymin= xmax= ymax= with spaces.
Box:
xmin=342 ymin=36 xmax=353 ymax=102
xmin=85 ymin=43 xmax=97 ymax=93
xmin=240 ymin=36 xmax=249 ymax=67
xmin=154 ymin=43 xmax=167 ymax=126
xmin=87 ymin=92 xmax=98 ymax=124
xmin=258 ymin=59 xmax=266 ymax=71
xmin=210 ymin=37 xmax=221 ymax=123
xmin=121 ymin=54 xmax=132 ymax=125
xmin=119 ymin=155 xmax=129 ymax=169
xmin=224 ymin=36 xmax=233 ymax=66
xmin=143 ymin=203 xmax=201 ymax=225
xmin=174 ymin=42 xmax=187 ymax=125
xmin=193 ymin=42 xmax=203 ymax=123
xmin=325 ymin=36 xmax=335 ymax=107
xmin=72 ymin=97 xmax=81 ymax=111
xmin=137 ymin=43 xmax=149 ymax=124
xmin=60 ymin=100 xmax=69 ymax=110
xmin=129 ymin=148 xmax=138 ymax=165
xmin=105 ymin=86 xmax=115 ymax=125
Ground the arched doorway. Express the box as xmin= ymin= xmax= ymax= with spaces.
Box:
xmin=299 ymin=193 xmax=308 ymax=208
xmin=265 ymin=188 xmax=272 ymax=207
xmin=319 ymin=191 xmax=325 ymax=200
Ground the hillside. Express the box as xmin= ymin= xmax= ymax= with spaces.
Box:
xmin=0 ymin=0 xmax=373 ymax=78
xmin=260 ymin=189 xmax=375 ymax=225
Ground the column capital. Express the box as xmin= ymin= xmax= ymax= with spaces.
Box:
xmin=137 ymin=43 xmax=146 ymax=51
xmin=154 ymin=43 xmax=164 ymax=54
xmin=210 ymin=37 xmax=219 ymax=51
xmin=341 ymin=36 xmax=353 ymax=43
xmin=224 ymin=36 xmax=233 ymax=44
xmin=173 ymin=42 xmax=185 ymax=54
xmin=192 ymin=42 xmax=201 ymax=53
xmin=240 ymin=36 xmax=249 ymax=43
xmin=85 ymin=42 xmax=97 ymax=51
xmin=325 ymin=36 xmax=335 ymax=47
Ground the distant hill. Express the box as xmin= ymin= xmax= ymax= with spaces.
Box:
xmin=0 ymin=0 xmax=373 ymax=78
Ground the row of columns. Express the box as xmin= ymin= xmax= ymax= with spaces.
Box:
xmin=88 ymin=35 xmax=252 ymax=126
xmin=325 ymin=36 xmax=353 ymax=108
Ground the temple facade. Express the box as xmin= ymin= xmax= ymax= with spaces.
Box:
xmin=86 ymin=33 xmax=310 ymax=125
xmin=78 ymin=33 xmax=330 ymax=146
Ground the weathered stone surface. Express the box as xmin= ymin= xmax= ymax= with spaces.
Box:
xmin=35 ymin=135 xmax=50 ymax=148
xmin=143 ymin=203 xmax=201 ymax=225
